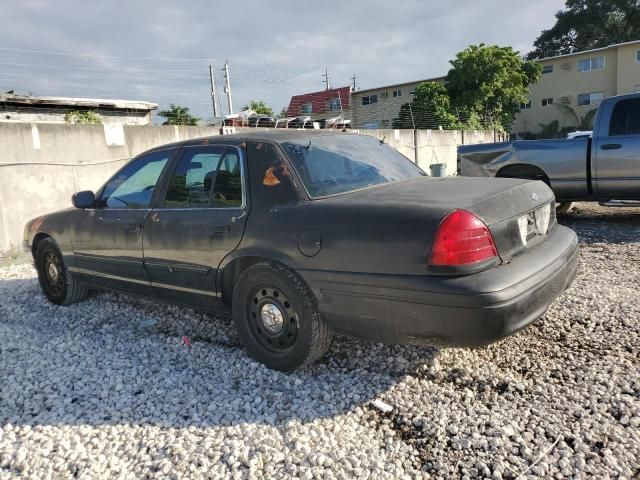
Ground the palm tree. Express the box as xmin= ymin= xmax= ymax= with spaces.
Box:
xmin=538 ymin=119 xmax=561 ymax=138
xmin=556 ymin=104 xmax=597 ymax=131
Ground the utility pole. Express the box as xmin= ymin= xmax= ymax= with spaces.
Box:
xmin=223 ymin=60 xmax=234 ymax=114
xmin=322 ymin=67 xmax=330 ymax=91
xmin=350 ymin=73 xmax=358 ymax=91
xmin=209 ymin=64 xmax=220 ymax=119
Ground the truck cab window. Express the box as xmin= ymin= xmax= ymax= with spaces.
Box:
xmin=609 ymin=98 xmax=640 ymax=136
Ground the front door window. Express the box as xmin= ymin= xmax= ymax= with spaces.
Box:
xmin=99 ymin=149 xmax=174 ymax=209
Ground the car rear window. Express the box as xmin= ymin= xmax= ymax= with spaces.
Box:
xmin=282 ymin=135 xmax=425 ymax=198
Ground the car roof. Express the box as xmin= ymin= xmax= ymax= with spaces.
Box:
xmin=146 ymin=130 xmax=354 ymax=153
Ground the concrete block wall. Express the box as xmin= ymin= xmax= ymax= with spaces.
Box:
xmin=0 ymin=123 xmax=220 ymax=253
xmin=354 ymin=128 xmax=498 ymax=174
xmin=0 ymin=124 xmax=499 ymax=253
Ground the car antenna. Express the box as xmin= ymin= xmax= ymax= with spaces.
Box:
xmin=379 ymin=136 xmax=386 ymax=145
xmin=304 ymin=139 xmax=312 ymax=150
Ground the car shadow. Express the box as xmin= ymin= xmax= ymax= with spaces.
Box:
xmin=0 ymin=275 xmax=438 ymax=429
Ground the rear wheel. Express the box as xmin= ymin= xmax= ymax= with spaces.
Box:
xmin=35 ymin=238 xmax=88 ymax=305
xmin=232 ymin=262 xmax=333 ymax=371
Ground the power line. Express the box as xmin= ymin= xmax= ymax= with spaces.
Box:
xmin=0 ymin=46 xmax=217 ymax=62
xmin=0 ymin=60 xmax=205 ymax=73
xmin=0 ymin=46 xmax=329 ymax=70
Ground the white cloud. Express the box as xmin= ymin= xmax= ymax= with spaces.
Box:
xmin=0 ymin=0 xmax=565 ymax=120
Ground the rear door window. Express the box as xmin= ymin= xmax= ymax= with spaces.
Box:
xmin=163 ymin=146 xmax=243 ymax=208
xmin=609 ymin=98 xmax=640 ymax=136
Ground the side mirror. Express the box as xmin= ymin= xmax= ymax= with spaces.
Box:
xmin=72 ymin=190 xmax=95 ymax=209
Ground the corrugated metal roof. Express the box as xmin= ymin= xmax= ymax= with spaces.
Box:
xmin=0 ymin=93 xmax=158 ymax=111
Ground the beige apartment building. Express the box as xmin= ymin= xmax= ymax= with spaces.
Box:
xmin=513 ymin=40 xmax=640 ymax=134
xmin=289 ymin=40 xmax=640 ymax=132
xmin=350 ymin=77 xmax=445 ymax=129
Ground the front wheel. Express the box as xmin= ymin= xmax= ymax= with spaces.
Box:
xmin=232 ymin=262 xmax=333 ymax=371
xmin=35 ymin=238 xmax=88 ymax=306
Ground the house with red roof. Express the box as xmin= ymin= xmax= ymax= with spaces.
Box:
xmin=285 ymin=86 xmax=351 ymax=125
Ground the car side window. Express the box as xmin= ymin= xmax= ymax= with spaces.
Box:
xmin=99 ymin=149 xmax=173 ymax=209
xmin=163 ymin=146 xmax=243 ymax=208
xmin=609 ymin=98 xmax=640 ymax=136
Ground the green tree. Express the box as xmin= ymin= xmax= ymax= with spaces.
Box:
xmin=527 ymin=0 xmax=640 ymax=59
xmin=446 ymin=44 xmax=542 ymax=131
xmin=556 ymin=104 xmax=598 ymax=130
xmin=64 ymin=110 xmax=102 ymax=124
xmin=242 ymin=100 xmax=273 ymax=116
xmin=278 ymin=107 xmax=288 ymax=118
xmin=158 ymin=104 xmax=200 ymax=125
xmin=392 ymin=81 xmax=462 ymax=129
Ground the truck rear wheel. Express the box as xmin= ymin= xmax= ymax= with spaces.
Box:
xmin=556 ymin=202 xmax=573 ymax=214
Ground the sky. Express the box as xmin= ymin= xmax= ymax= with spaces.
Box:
xmin=0 ymin=0 xmax=565 ymax=122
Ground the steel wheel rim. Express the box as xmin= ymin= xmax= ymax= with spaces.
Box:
xmin=43 ymin=251 xmax=64 ymax=296
xmin=247 ymin=286 xmax=299 ymax=355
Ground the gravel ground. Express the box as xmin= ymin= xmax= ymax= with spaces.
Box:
xmin=1 ymin=202 xmax=639 ymax=479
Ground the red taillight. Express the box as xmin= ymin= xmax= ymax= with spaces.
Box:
xmin=430 ymin=210 xmax=498 ymax=266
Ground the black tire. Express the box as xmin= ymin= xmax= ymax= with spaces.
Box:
xmin=35 ymin=238 xmax=88 ymax=306
xmin=232 ymin=262 xmax=333 ymax=371
xmin=556 ymin=202 xmax=573 ymax=214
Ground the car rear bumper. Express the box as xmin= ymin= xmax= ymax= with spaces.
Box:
xmin=299 ymin=225 xmax=579 ymax=346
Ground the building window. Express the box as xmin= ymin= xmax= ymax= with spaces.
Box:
xmin=361 ymin=95 xmax=378 ymax=106
xmin=363 ymin=122 xmax=379 ymax=129
xmin=636 ymin=49 xmax=640 ymax=62
xmin=409 ymin=89 xmax=416 ymax=95
xmin=392 ymin=89 xmax=402 ymax=97
xmin=577 ymin=91 xmax=605 ymax=106
xmin=301 ymin=103 xmax=312 ymax=114
xmin=542 ymin=65 xmax=553 ymax=74
xmin=578 ymin=56 xmax=605 ymax=72
xmin=328 ymin=98 xmax=341 ymax=111
xmin=520 ymin=100 xmax=532 ymax=109
xmin=380 ymin=119 xmax=390 ymax=127
xmin=541 ymin=98 xmax=553 ymax=107
xmin=380 ymin=91 xmax=388 ymax=99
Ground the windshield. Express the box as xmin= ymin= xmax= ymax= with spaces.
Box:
xmin=282 ymin=135 xmax=425 ymax=198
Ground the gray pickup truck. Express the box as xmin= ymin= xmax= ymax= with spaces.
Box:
xmin=458 ymin=93 xmax=640 ymax=210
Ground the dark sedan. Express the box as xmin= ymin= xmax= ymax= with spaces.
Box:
xmin=24 ymin=132 xmax=579 ymax=371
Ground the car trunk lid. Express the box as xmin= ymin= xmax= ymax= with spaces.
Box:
xmin=323 ymin=176 xmax=556 ymax=261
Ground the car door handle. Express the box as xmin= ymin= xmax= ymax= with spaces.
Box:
xmin=123 ymin=223 xmax=142 ymax=233
xmin=209 ymin=225 xmax=229 ymax=238
xmin=601 ymin=143 xmax=622 ymax=150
